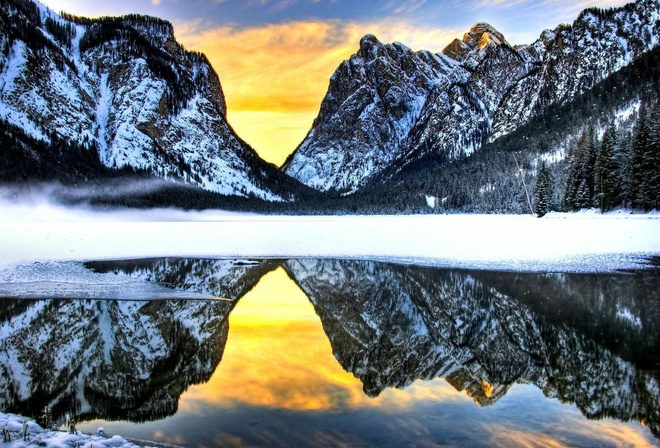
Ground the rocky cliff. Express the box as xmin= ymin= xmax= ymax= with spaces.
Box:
xmin=0 ymin=0 xmax=299 ymax=200
xmin=283 ymin=0 xmax=660 ymax=193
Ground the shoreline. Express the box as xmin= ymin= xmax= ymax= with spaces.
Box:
xmin=0 ymin=412 xmax=176 ymax=448
xmin=0 ymin=212 xmax=659 ymax=273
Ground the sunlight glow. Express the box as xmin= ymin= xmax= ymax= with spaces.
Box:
xmin=174 ymin=19 xmax=460 ymax=166
xmin=177 ymin=267 xmax=463 ymax=413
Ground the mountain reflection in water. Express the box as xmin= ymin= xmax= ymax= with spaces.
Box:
xmin=0 ymin=258 xmax=658 ymax=447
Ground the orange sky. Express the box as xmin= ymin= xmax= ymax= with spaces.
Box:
xmin=40 ymin=0 xmax=631 ymax=167
xmin=173 ymin=20 xmax=461 ymax=166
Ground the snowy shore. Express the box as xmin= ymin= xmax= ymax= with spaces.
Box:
xmin=0 ymin=412 xmax=171 ymax=448
xmin=1 ymin=203 xmax=660 ymax=272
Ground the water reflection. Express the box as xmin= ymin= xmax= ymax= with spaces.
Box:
xmin=284 ymin=260 xmax=660 ymax=431
xmin=0 ymin=257 xmax=658 ymax=445
xmin=180 ymin=268 xmax=379 ymax=413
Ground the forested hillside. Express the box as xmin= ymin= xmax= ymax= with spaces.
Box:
xmin=317 ymin=44 xmax=660 ymax=216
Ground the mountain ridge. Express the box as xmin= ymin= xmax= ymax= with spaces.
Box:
xmin=1 ymin=0 xmax=659 ymax=212
xmin=0 ymin=0 xmax=309 ymax=201
xmin=283 ymin=0 xmax=660 ymax=194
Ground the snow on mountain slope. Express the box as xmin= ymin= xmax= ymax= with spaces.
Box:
xmin=282 ymin=34 xmax=461 ymax=193
xmin=0 ymin=298 xmax=233 ymax=422
xmin=487 ymin=0 xmax=660 ymax=142
xmin=0 ymin=0 xmax=288 ymax=200
xmin=284 ymin=0 xmax=660 ymax=193
xmin=283 ymin=259 xmax=660 ymax=437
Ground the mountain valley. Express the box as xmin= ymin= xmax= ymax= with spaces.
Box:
xmin=1 ymin=0 xmax=659 ymax=214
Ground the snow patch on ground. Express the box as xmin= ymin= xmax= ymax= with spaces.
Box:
xmin=0 ymin=412 xmax=172 ymax=448
xmin=0 ymin=201 xmax=658 ymax=273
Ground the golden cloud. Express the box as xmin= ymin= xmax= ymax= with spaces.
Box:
xmin=174 ymin=19 xmax=461 ymax=165
xmin=178 ymin=267 xmax=463 ymax=413
xmin=485 ymin=415 xmax=657 ymax=448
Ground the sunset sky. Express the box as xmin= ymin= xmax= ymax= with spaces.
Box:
xmin=40 ymin=0 xmax=630 ymax=166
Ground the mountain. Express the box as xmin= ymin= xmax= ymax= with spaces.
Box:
xmin=283 ymin=0 xmax=660 ymax=194
xmin=283 ymin=259 xmax=660 ymax=437
xmin=0 ymin=0 xmax=305 ymax=201
xmin=0 ymin=259 xmax=275 ymax=423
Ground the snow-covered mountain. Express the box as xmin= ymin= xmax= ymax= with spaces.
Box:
xmin=0 ymin=0 xmax=301 ymax=200
xmin=0 ymin=259 xmax=274 ymax=423
xmin=2 ymin=257 xmax=658 ymax=435
xmin=284 ymin=259 xmax=660 ymax=437
xmin=283 ymin=0 xmax=660 ymax=193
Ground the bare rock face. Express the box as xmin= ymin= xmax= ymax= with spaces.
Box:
xmin=444 ymin=22 xmax=513 ymax=67
xmin=283 ymin=259 xmax=660 ymax=438
xmin=284 ymin=0 xmax=660 ymax=193
xmin=0 ymin=0 xmax=292 ymax=200
xmin=0 ymin=259 xmax=277 ymax=422
xmin=282 ymin=34 xmax=459 ymax=193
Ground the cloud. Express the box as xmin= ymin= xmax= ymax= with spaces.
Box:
xmin=178 ymin=267 xmax=464 ymax=413
xmin=475 ymin=0 xmax=626 ymax=9
xmin=474 ymin=0 xmax=527 ymax=7
xmin=383 ymin=0 xmax=429 ymax=14
xmin=484 ymin=414 xmax=657 ymax=448
xmin=174 ymin=18 xmax=461 ymax=164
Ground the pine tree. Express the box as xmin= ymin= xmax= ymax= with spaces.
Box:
xmin=645 ymin=104 xmax=660 ymax=210
xmin=564 ymin=128 xmax=597 ymax=210
xmin=534 ymin=161 xmax=553 ymax=217
xmin=594 ymin=123 xmax=618 ymax=212
xmin=630 ymin=104 xmax=657 ymax=210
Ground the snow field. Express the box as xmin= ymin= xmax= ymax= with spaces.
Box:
xmin=0 ymin=412 xmax=164 ymax=448
xmin=0 ymin=204 xmax=659 ymax=272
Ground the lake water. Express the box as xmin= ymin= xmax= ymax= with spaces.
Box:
xmin=1 ymin=258 xmax=659 ymax=447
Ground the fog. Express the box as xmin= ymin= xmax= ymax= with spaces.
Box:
xmin=0 ymin=182 xmax=246 ymax=223
xmin=1 ymin=183 xmax=659 ymax=272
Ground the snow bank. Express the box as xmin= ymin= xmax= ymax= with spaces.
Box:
xmin=0 ymin=412 xmax=168 ymax=448
xmin=0 ymin=260 xmax=217 ymax=300
xmin=0 ymin=201 xmax=659 ymax=272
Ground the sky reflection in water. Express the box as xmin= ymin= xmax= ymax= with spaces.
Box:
xmin=73 ymin=264 xmax=659 ymax=448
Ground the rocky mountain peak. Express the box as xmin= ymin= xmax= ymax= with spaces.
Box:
xmin=358 ymin=33 xmax=385 ymax=59
xmin=442 ymin=22 xmax=510 ymax=61
xmin=464 ymin=23 xmax=509 ymax=49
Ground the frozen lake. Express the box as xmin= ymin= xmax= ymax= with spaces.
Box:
xmin=1 ymin=202 xmax=660 ymax=446
xmin=1 ymin=257 xmax=659 ymax=447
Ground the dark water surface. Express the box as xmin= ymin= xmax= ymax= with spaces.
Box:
xmin=1 ymin=258 xmax=659 ymax=447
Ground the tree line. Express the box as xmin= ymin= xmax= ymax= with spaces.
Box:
xmin=535 ymin=100 xmax=660 ymax=216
